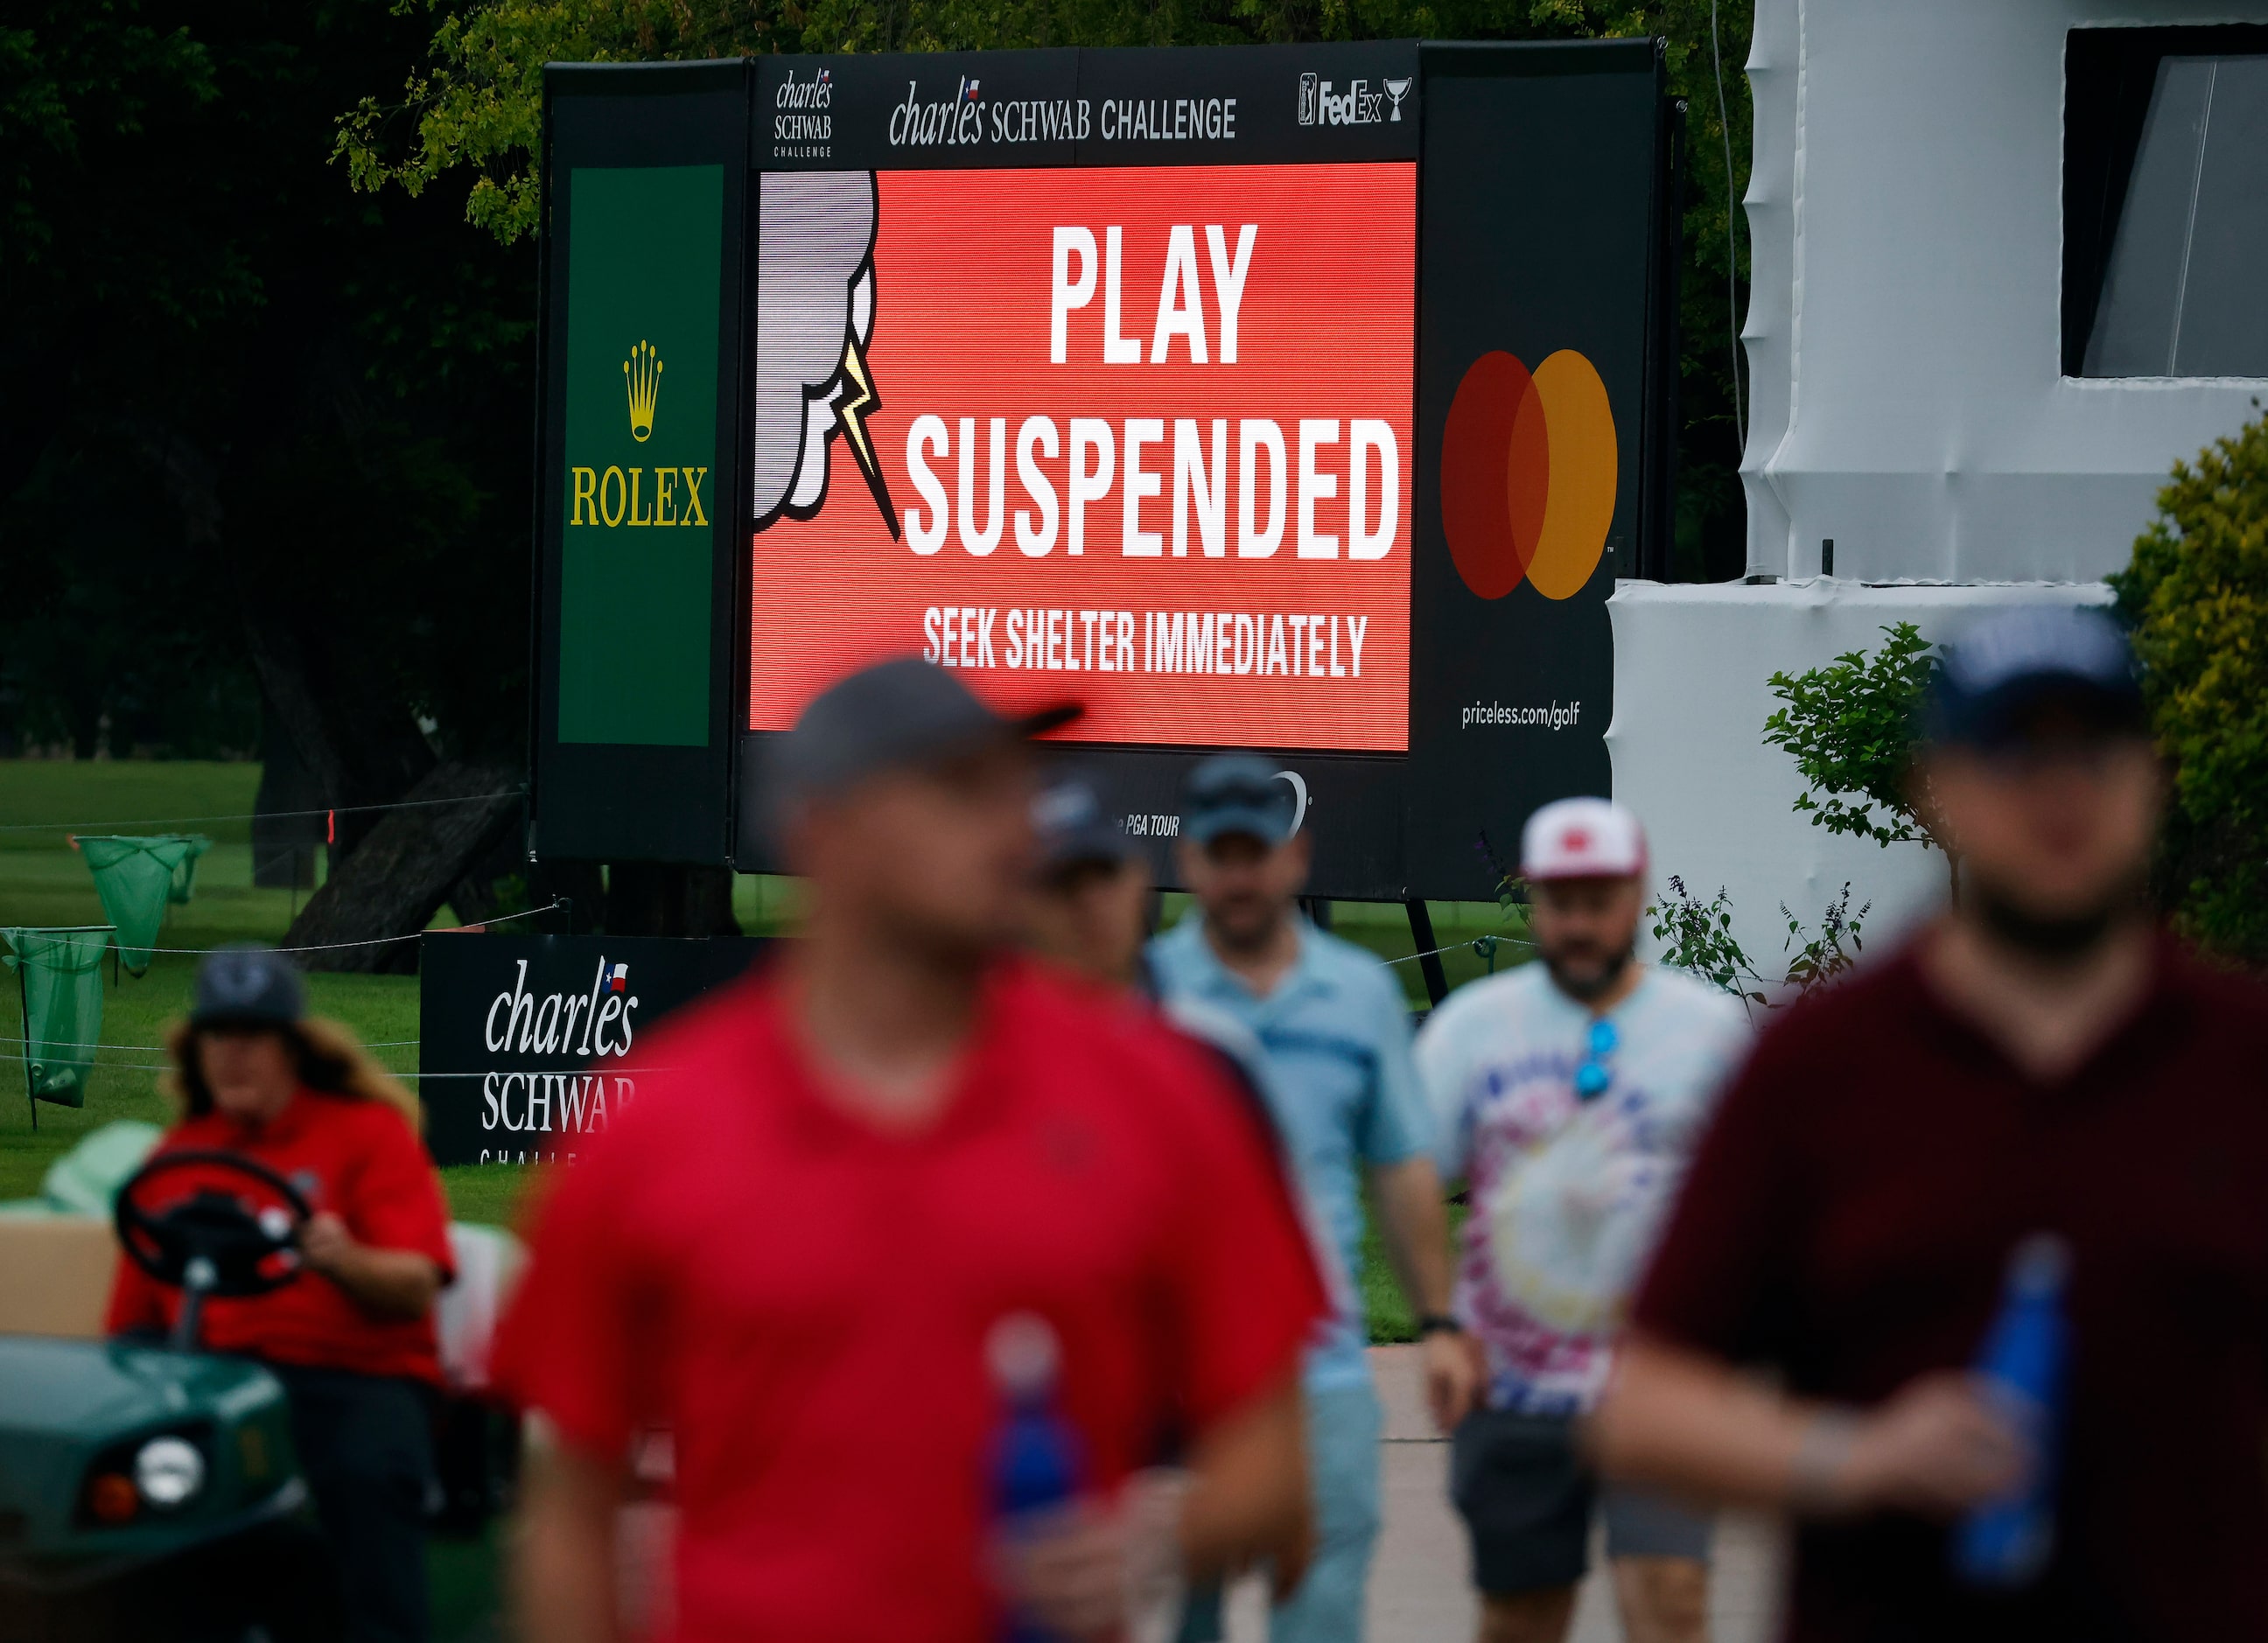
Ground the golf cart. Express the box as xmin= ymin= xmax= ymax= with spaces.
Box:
xmin=0 ymin=1147 xmax=329 ymax=1640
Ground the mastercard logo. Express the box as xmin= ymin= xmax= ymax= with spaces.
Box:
xmin=1439 ymin=350 xmax=1618 ymax=601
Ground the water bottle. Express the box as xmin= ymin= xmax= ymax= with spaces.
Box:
xmin=990 ymin=1311 xmax=1084 ymax=1642
xmin=1952 ymin=1234 xmax=2071 ymax=1588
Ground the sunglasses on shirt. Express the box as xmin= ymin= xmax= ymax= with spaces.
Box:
xmin=1574 ymin=1017 xmax=1619 ymax=1101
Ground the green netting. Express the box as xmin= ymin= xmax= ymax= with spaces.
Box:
xmin=165 ymin=834 xmax=214 ymax=905
xmin=76 ymin=835 xmax=196 ymax=976
xmin=3 ymin=926 xmax=114 ymax=1110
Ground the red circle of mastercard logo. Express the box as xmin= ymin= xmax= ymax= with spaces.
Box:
xmin=1439 ymin=350 xmax=1619 ymax=601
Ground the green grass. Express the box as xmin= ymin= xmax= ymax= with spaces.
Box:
xmin=1 ymin=759 xmax=1490 ymax=1325
xmin=1359 ymin=1197 xmax=1471 ymax=1344
xmin=428 ymin=1523 xmax=507 ymax=1643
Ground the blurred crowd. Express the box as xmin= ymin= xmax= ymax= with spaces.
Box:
xmin=112 ymin=606 xmax=2268 ymax=1643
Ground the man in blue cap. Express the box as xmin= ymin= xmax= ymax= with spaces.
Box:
xmin=1150 ymin=753 xmax=1474 ymax=1643
xmin=1595 ymin=606 xmax=2268 ymax=1642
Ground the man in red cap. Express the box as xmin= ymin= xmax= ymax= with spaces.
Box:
xmin=496 ymin=657 xmax=1326 ymax=1643
xmin=1415 ymin=797 xmax=1750 ymax=1643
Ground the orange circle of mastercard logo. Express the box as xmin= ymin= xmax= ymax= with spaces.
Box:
xmin=1439 ymin=350 xmax=1618 ymax=601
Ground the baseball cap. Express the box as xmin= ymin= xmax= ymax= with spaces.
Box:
xmin=1181 ymin=754 xmax=1298 ymax=847
xmin=1926 ymin=605 xmax=2145 ymax=750
xmin=1521 ymin=797 xmax=1648 ymax=882
xmin=1032 ymin=772 xmax=1132 ymax=876
xmin=192 ymin=944 xmax=305 ymax=1029
xmin=774 ymin=657 xmax=1082 ymax=805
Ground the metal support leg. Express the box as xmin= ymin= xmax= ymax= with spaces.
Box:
xmin=1404 ymin=899 xmax=1449 ymax=1008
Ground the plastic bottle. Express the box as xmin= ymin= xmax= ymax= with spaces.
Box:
xmin=990 ymin=1311 xmax=1085 ymax=1643
xmin=1952 ymin=1234 xmax=2071 ymax=1588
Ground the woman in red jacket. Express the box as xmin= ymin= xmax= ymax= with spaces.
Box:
xmin=109 ymin=944 xmax=454 ymax=1643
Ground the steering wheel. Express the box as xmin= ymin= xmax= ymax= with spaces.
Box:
xmin=115 ymin=1150 xmax=313 ymax=1307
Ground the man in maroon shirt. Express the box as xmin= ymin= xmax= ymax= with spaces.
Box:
xmin=1592 ymin=606 xmax=2268 ymax=1641
xmin=499 ymin=658 xmax=1326 ymax=1643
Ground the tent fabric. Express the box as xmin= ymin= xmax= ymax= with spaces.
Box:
xmin=1738 ymin=0 xmax=2268 ymax=584
xmin=166 ymin=834 xmax=214 ymax=905
xmin=76 ymin=835 xmax=196 ymax=975
xmin=2 ymin=926 xmax=114 ymax=1110
xmin=1606 ymin=578 xmax=2111 ymax=971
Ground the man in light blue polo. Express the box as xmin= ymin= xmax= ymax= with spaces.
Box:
xmin=1149 ymin=753 xmax=1474 ymax=1643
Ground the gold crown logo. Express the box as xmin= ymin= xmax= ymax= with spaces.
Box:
xmin=624 ymin=340 xmax=662 ymax=443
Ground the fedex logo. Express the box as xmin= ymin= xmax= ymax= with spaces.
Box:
xmin=1297 ymin=74 xmax=1386 ymax=128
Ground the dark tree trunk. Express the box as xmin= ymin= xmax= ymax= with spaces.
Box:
xmin=605 ymin=863 xmax=742 ymax=939
xmin=235 ymin=592 xmax=438 ymax=868
xmin=284 ymin=761 xmax=521 ymax=973
xmin=444 ymin=824 xmax=529 ymax=926
xmin=133 ymin=410 xmax=441 ymax=865
xmin=252 ymin=708 xmax=325 ymax=888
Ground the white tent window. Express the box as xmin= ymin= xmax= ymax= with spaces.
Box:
xmin=2081 ymin=52 xmax=2268 ymax=378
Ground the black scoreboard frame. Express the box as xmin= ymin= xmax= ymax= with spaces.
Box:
xmin=528 ymin=39 xmax=1680 ymax=913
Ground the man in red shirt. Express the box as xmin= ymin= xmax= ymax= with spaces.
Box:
xmin=497 ymin=658 xmax=1328 ymax=1643
xmin=1592 ymin=606 xmax=2268 ymax=1640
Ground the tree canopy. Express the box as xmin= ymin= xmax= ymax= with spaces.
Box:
xmin=338 ymin=0 xmax=1757 ymax=580
xmin=1 ymin=0 xmax=535 ymax=790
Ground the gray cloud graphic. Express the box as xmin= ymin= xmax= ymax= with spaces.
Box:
xmin=752 ymin=171 xmax=891 ymax=534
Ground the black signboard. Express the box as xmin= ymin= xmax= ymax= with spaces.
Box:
xmin=752 ymin=44 xmax=1420 ymax=171
xmin=531 ymin=65 xmax=752 ymax=863
xmin=418 ymin=933 xmax=768 ymax=1167
xmin=533 ymin=41 xmax=1675 ymax=902
xmin=1406 ymin=41 xmax=1666 ymax=895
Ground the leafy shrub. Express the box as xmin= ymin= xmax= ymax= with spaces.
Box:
xmin=2109 ymin=409 xmax=2268 ymax=966
xmin=1761 ymin=622 xmax=1948 ymax=890
xmin=1648 ymin=876 xmax=1868 ymax=1018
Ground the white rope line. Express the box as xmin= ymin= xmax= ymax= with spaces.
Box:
xmin=0 ymin=1038 xmax=421 ymax=1054
xmin=2 ymin=1052 xmax=174 ymax=1073
xmin=0 ymin=1052 xmax=672 ymax=1079
xmin=0 ymin=791 xmax=522 ymax=834
xmin=122 ymin=901 xmax=563 ymax=955
xmin=1388 ymin=933 xmax=1534 ymax=967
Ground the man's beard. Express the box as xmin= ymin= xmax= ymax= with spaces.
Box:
xmin=1544 ymin=940 xmax=1634 ymax=1003
xmin=1970 ymin=873 xmax=2145 ymax=962
xmin=1208 ymin=897 xmax=1286 ymax=955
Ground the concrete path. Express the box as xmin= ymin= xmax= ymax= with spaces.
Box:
xmin=1223 ymin=1348 xmax=1785 ymax=1643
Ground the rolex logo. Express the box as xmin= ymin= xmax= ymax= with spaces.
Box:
xmin=624 ymin=340 xmax=662 ymax=443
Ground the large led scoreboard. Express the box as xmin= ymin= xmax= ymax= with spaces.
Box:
xmin=531 ymin=41 xmax=1678 ymax=901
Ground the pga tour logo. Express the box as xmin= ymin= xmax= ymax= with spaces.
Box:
xmin=1298 ymin=73 xmax=1410 ymax=126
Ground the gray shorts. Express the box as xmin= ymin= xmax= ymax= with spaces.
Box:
xmin=1450 ymin=1408 xmax=1712 ymax=1596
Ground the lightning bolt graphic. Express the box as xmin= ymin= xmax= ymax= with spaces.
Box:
xmin=834 ymin=335 xmax=900 ymax=539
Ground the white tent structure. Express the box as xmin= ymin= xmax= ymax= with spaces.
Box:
xmin=1611 ymin=0 xmax=2268 ymax=967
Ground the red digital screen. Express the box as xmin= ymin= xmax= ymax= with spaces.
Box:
xmin=746 ymin=162 xmax=1417 ymax=751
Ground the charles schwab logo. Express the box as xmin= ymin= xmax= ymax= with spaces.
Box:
xmin=774 ymin=66 xmax=833 ymax=152
xmin=474 ymin=956 xmax=643 ymax=1150
xmin=777 ymin=66 xmax=832 ymax=110
xmin=485 ymin=956 xmax=640 ymax=1059
xmin=890 ymin=75 xmax=988 ymax=147
xmin=1297 ymin=72 xmax=1396 ymax=126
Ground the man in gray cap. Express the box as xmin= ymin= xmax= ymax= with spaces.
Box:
xmin=1024 ymin=769 xmax=1155 ymax=994
xmin=1596 ymin=606 xmax=2268 ymax=1642
xmin=501 ymin=659 xmax=1329 ymax=1643
xmin=1149 ymin=753 xmax=1473 ymax=1643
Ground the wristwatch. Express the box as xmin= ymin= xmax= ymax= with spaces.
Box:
xmin=1418 ymin=1313 xmax=1464 ymax=1338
